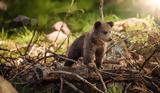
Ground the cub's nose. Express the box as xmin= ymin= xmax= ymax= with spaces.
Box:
xmin=108 ymin=38 xmax=112 ymax=41
xmin=103 ymin=32 xmax=108 ymax=35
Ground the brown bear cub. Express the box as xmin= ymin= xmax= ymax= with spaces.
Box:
xmin=64 ymin=21 xmax=113 ymax=68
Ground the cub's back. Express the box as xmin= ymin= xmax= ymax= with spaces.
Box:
xmin=69 ymin=34 xmax=85 ymax=53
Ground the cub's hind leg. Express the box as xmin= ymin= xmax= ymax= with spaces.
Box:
xmin=64 ymin=50 xmax=82 ymax=66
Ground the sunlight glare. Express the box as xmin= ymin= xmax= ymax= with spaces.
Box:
xmin=150 ymin=0 xmax=160 ymax=8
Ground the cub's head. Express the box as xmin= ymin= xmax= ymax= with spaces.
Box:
xmin=93 ymin=21 xmax=113 ymax=42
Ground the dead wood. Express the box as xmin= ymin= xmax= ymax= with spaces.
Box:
xmin=41 ymin=67 xmax=141 ymax=83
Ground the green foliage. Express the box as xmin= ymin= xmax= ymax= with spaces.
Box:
xmin=3 ymin=0 xmax=99 ymax=29
xmin=106 ymin=83 xmax=123 ymax=93
xmin=105 ymin=15 xmax=120 ymax=22
xmin=5 ymin=0 xmax=53 ymax=28
xmin=125 ymin=23 xmax=148 ymax=44
xmin=67 ymin=12 xmax=99 ymax=32
xmin=15 ymin=83 xmax=54 ymax=93
xmin=13 ymin=27 xmax=34 ymax=44
xmin=113 ymin=16 xmax=157 ymax=45
xmin=7 ymin=0 xmax=53 ymax=17
xmin=0 ymin=28 xmax=8 ymax=40
xmin=3 ymin=27 xmax=42 ymax=44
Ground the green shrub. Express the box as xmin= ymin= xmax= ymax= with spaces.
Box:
xmin=107 ymin=83 xmax=123 ymax=93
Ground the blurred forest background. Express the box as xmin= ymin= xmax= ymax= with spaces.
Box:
xmin=0 ymin=0 xmax=160 ymax=57
xmin=0 ymin=0 xmax=159 ymax=33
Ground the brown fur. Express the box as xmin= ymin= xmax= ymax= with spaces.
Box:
xmin=0 ymin=76 xmax=18 ymax=93
xmin=64 ymin=21 xmax=113 ymax=68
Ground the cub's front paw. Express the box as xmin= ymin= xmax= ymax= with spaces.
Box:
xmin=87 ymin=63 xmax=97 ymax=69
xmin=98 ymin=66 xmax=104 ymax=69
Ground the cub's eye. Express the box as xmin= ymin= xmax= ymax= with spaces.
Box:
xmin=103 ymin=32 xmax=108 ymax=35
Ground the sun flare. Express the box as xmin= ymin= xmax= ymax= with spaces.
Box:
xmin=150 ymin=0 xmax=160 ymax=7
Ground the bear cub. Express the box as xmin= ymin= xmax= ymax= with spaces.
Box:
xmin=64 ymin=21 xmax=113 ymax=68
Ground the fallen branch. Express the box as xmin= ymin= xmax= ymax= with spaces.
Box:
xmin=95 ymin=69 xmax=107 ymax=92
xmin=47 ymin=71 xmax=104 ymax=93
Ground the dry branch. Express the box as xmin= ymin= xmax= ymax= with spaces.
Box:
xmin=95 ymin=69 xmax=107 ymax=92
xmin=42 ymin=68 xmax=140 ymax=83
xmin=45 ymin=71 xmax=104 ymax=93
xmin=140 ymin=45 xmax=160 ymax=72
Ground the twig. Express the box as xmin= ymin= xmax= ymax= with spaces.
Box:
xmin=24 ymin=30 xmax=37 ymax=55
xmin=53 ymin=30 xmax=61 ymax=46
xmin=32 ymin=67 xmax=40 ymax=80
xmin=53 ymin=0 xmax=75 ymax=46
xmin=54 ymin=36 xmax=68 ymax=52
xmin=124 ymin=83 xmax=132 ymax=93
xmin=44 ymin=46 xmax=47 ymax=64
xmin=51 ymin=71 xmax=104 ymax=93
xmin=140 ymin=46 xmax=159 ymax=72
xmin=47 ymin=50 xmax=77 ymax=63
xmin=67 ymin=35 xmax=70 ymax=51
xmin=34 ymin=51 xmax=76 ymax=64
xmin=0 ymin=48 xmax=10 ymax=52
xmin=10 ymin=65 xmax=30 ymax=80
xmin=63 ymin=79 xmax=84 ymax=93
xmin=99 ymin=0 xmax=104 ymax=21
xmin=155 ymin=57 xmax=160 ymax=65
xmin=15 ymin=44 xmax=23 ymax=56
xmin=60 ymin=76 xmax=64 ymax=93
xmin=0 ymin=55 xmax=10 ymax=63
xmin=95 ymin=69 xmax=107 ymax=92
xmin=142 ymin=76 xmax=160 ymax=93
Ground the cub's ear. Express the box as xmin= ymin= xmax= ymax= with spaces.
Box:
xmin=107 ymin=21 xmax=114 ymax=27
xmin=94 ymin=21 xmax=101 ymax=29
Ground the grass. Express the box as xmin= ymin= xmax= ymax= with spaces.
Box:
xmin=13 ymin=27 xmax=35 ymax=44
xmin=0 ymin=28 xmax=8 ymax=40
